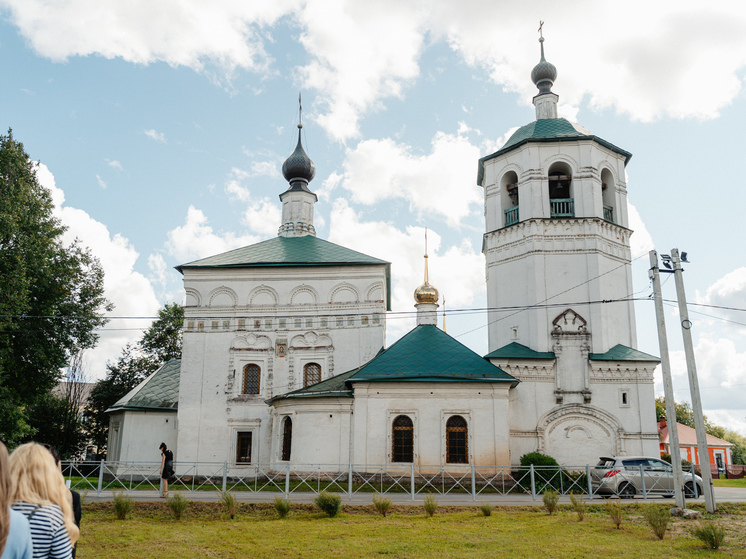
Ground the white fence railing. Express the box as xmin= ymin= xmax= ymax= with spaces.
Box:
xmin=61 ymin=461 xmax=701 ymax=502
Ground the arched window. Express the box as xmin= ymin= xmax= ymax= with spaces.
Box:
xmin=501 ymin=170 xmax=519 ymax=227
xmin=243 ymin=364 xmax=260 ymax=394
xmin=281 ymin=417 xmax=292 ymax=461
xmin=601 ymin=168 xmax=615 ymax=223
xmin=392 ymin=415 xmax=414 ymax=463
xmin=548 ymin=162 xmax=574 ymax=218
xmin=304 ymin=362 xmax=321 ymax=387
xmin=446 ymin=415 xmax=468 ymax=464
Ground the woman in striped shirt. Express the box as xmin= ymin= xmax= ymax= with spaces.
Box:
xmin=9 ymin=444 xmax=78 ymax=559
xmin=1 ymin=441 xmax=33 ymax=559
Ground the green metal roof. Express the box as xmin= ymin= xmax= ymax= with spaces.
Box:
xmin=347 ymin=325 xmax=518 ymax=385
xmin=107 ymin=359 xmax=181 ymax=413
xmin=477 ymin=118 xmax=633 ymax=185
xmin=484 ymin=342 xmax=556 ymax=360
xmin=176 ymin=235 xmax=391 ymax=310
xmin=589 ymin=344 xmax=659 ymax=362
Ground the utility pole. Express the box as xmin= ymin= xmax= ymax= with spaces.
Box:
xmin=670 ymin=248 xmax=716 ymax=513
xmin=648 ymin=250 xmax=686 ymax=509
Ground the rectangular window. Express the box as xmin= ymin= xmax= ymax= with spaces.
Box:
xmin=236 ymin=432 xmax=252 ymax=463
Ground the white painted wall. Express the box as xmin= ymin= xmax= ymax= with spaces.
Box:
xmin=107 ymin=410 xmax=177 ymax=464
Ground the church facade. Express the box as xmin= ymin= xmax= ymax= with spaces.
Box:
xmin=107 ymin=36 xmax=659 ymax=470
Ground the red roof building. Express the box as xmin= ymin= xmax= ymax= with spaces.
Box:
xmin=658 ymin=419 xmax=734 ymax=471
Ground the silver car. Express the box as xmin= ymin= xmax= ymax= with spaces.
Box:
xmin=591 ymin=456 xmax=703 ymax=498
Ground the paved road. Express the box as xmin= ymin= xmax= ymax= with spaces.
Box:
xmin=83 ymin=486 xmax=746 ymax=507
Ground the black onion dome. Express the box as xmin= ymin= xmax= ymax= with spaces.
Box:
xmin=282 ymin=125 xmax=316 ymax=184
xmin=531 ymin=37 xmax=557 ymax=94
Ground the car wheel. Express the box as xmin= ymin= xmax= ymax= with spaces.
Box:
xmin=684 ymin=482 xmax=701 ymax=498
xmin=618 ymin=483 xmax=636 ymax=499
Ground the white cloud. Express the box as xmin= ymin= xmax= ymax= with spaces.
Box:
xmin=5 ymin=2 xmax=746 ymax=138
xmin=223 ymin=167 xmax=282 ymax=237
xmin=144 ymin=129 xmax=166 ymax=143
xmin=34 ymin=163 xmax=160 ymax=380
xmin=148 ymin=253 xmax=168 ymax=289
xmin=698 ymin=267 xmax=746 ymax=327
xmin=327 ymin=198 xmax=484 ymax=342
xmin=95 ymin=174 xmax=107 ymax=189
xmin=336 ymin=129 xmax=482 ymax=227
xmin=106 ymin=159 xmax=123 ymax=171
xmin=628 ymin=203 xmax=654 ymax=259
xmin=165 ymin=205 xmax=258 ymax=262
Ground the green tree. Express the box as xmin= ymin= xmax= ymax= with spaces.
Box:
xmin=655 ymin=397 xmax=696 ymax=427
xmin=85 ymin=303 xmax=184 ymax=456
xmin=0 ymin=130 xmax=110 ymax=446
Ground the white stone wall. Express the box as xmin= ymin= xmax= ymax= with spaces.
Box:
xmin=350 ymin=382 xmax=512 ymax=468
xmin=107 ymin=410 xmax=177 ymax=464
xmin=177 ymin=263 xmax=387 ymax=468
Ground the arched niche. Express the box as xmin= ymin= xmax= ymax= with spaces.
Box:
xmin=249 ymin=286 xmax=279 ymax=307
xmin=208 ymin=287 xmax=238 ymax=307
xmin=600 ymin=167 xmax=616 ymax=223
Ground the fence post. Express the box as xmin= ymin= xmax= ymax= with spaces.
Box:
xmin=222 ymin=462 xmax=228 ymax=493
xmin=410 ymin=464 xmax=415 ymax=501
xmin=285 ymin=463 xmax=290 ymax=497
xmin=97 ymin=459 xmax=105 ymax=496
xmin=639 ymin=465 xmax=647 ymax=499
xmin=471 ymin=464 xmax=476 ymax=502
xmin=348 ymin=463 xmax=353 ymax=497
xmin=586 ymin=464 xmax=592 ymax=498
xmin=530 ymin=464 xmax=536 ymax=501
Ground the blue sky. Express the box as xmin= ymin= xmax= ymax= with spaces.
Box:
xmin=1 ymin=1 xmax=745 ymax=434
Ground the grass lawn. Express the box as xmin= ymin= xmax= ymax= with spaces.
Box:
xmin=77 ymin=501 xmax=746 ymax=558
xmin=713 ymin=478 xmax=746 ymax=488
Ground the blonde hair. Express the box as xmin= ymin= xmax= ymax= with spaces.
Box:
xmin=0 ymin=441 xmax=12 ymax=555
xmin=9 ymin=443 xmax=79 ymax=544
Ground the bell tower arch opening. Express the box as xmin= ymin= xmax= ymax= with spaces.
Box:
xmin=501 ymin=170 xmax=520 ymax=227
xmin=601 ymin=168 xmax=615 ymax=223
xmin=548 ymin=162 xmax=574 ymax=218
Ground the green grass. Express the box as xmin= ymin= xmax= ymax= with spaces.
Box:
xmin=77 ymin=502 xmax=746 ymax=558
xmin=712 ymin=478 xmax=746 ymax=488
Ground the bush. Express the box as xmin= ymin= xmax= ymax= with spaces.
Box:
xmin=113 ymin=493 xmax=133 ymax=520
xmin=372 ymin=495 xmax=392 ymax=517
xmin=643 ymin=507 xmax=670 ymax=540
xmin=605 ymin=499 xmax=622 ymax=529
xmin=167 ymin=493 xmax=189 ymax=520
xmin=542 ymin=489 xmax=559 ymax=515
xmin=478 ymin=503 xmax=492 ymax=517
xmin=691 ymin=521 xmax=726 ymax=549
xmin=220 ymin=491 xmax=237 ymax=519
xmin=274 ymin=496 xmax=291 ymax=519
xmin=423 ymin=495 xmax=438 ymax=517
xmin=314 ymin=491 xmax=342 ymax=518
xmin=569 ymin=492 xmax=585 ymax=521
xmin=516 ymin=452 xmax=567 ymax=492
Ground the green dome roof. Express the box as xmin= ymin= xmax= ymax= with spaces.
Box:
xmin=477 ymin=118 xmax=632 ymax=185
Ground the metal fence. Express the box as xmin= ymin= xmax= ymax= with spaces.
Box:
xmin=61 ymin=460 xmax=704 ymax=502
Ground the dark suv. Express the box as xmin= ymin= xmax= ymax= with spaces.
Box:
xmin=591 ymin=456 xmax=703 ymax=498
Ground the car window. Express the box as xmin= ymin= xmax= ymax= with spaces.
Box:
xmin=595 ymin=459 xmax=615 ymax=468
xmin=622 ymin=459 xmax=646 ymax=468
xmin=647 ymin=459 xmax=670 ymax=471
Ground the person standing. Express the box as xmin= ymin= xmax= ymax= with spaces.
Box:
xmin=0 ymin=442 xmax=33 ymax=559
xmin=40 ymin=447 xmax=80 ymax=559
xmin=159 ymin=443 xmax=174 ymax=498
xmin=9 ymin=443 xmax=77 ymax=559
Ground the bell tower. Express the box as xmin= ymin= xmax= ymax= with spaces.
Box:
xmin=479 ymin=33 xmax=636 ymax=356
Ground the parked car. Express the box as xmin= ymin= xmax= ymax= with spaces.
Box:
xmin=591 ymin=456 xmax=703 ymax=499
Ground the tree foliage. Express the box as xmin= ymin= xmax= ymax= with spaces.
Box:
xmin=85 ymin=303 xmax=184 ymax=456
xmin=0 ymin=130 xmax=110 ymax=445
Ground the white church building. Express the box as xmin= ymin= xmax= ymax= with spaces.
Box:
xmin=107 ymin=36 xmax=660 ymax=470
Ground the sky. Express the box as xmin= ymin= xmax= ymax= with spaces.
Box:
xmin=1 ymin=1 xmax=745 ymax=436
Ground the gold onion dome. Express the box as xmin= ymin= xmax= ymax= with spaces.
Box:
xmin=414 ymin=281 xmax=439 ymax=304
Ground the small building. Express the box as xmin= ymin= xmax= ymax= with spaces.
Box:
xmin=658 ymin=419 xmax=734 ymax=471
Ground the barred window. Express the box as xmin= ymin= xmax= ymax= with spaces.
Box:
xmin=243 ymin=364 xmax=260 ymax=394
xmin=281 ymin=417 xmax=292 ymax=461
xmin=236 ymin=432 xmax=252 ymax=463
xmin=304 ymin=362 xmax=321 ymax=387
xmin=392 ymin=415 xmax=414 ymax=463
xmin=446 ymin=415 xmax=468 ymax=464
